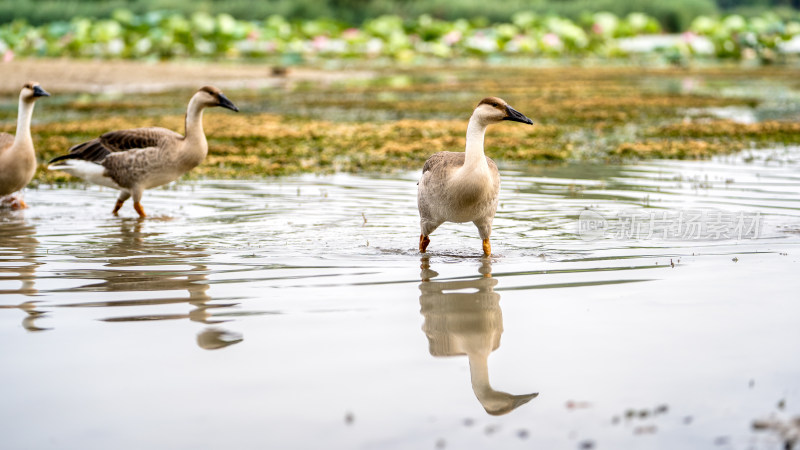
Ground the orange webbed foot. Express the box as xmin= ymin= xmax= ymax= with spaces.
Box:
xmin=2 ymin=196 xmax=28 ymax=210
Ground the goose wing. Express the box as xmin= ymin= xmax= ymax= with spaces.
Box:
xmin=50 ymin=127 xmax=182 ymax=163
xmin=100 ymin=127 xmax=182 ymax=152
xmin=422 ymin=152 xmax=497 ymax=174
xmin=421 ymin=151 xmax=465 ymax=176
xmin=418 ymin=151 xmax=498 ymax=185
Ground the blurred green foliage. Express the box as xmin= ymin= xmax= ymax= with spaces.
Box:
xmin=0 ymin=10 xmax=658 ymax=60
xmin=0 ymin=0 xmax=726 ymax=32
xmin=1 ymin=8 xmax=799 ymax=63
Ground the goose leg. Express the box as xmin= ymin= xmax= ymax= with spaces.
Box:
xmin=419 ymin=219 xmax=441 ymax=253
xmin=132 ymin=189 xmax=146 ymax=218
xmin=482 ymin=239 xmax=491 ymax=256
xmin=113 ymin=191 xmax=131 ymax=216
xmin=133 ymin=202 xmax=146 ymax=218
xmin=420 ymin=234 xmax=431 ymax=253
xmin=474 ymin=219 xmax=493 ymax=257
xmin=2 ymin=195 xmax=27 ymax=209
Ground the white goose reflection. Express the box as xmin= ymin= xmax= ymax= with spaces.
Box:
xmin=0 ymin=220 xmax=49 ymax=331
xmin=419 ymin=257 xmax=538 ymax=415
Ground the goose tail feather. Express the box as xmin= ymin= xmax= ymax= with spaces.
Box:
xmin=48 ymin=159 xmax=120 ymax=189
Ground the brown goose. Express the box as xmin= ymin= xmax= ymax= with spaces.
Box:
xmin=0 ymin=82 xmax=50 ymax=209
xmin=417 ymin=97 xmax=533 ymax=256
xmin=48 ymin=86 xmax=238 ymax=217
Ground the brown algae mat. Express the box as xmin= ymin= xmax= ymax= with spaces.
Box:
xmin=1 ymin=60 xmax=799 ymax=183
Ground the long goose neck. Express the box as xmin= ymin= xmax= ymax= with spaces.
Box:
xmin=467 ymin=350 xmax=492 ymax=397
xmin=184 ymin=95 xmax=207 ymax=149
xmin=463 ymin=114 xmax=489 ymax=171
xmin=14 ymin=95 xmax=35 ymax=147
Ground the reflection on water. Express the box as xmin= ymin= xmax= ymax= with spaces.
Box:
xmin=0 ymin=219 xmax=49 ymax=331
xmin=61 ymin=219 xmax=243 ymax=349
xmin=419 ymin=256 xmax=538 ymax=415
xmin=197 ymin=327 xmax=244 ymax=350
xmin=2 ymin=149 xmax=800 ymax=449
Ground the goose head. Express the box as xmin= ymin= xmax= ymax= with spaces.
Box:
xmin=197 ymin=327 xmax=243 ymax=350
xmin=21 ymin=82 xmax=50 ymax=102
xmin=196 ymin=86 xmax=239 ymax=112
xmin=473 ymin=97 xmax=533 ymax=126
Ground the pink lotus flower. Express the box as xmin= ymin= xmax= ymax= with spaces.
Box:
xmin=543 ymin=33 xmax=561 ymax=48
xmin=3 ymin=50 xmax=13 ymax=63
xmin=342 ymin=28 xmax=360 ymax=40
xmin=443 ymin=30 xmax=462 ymax=45
xmin=312 ymin=35 xmax=328 ymax=50
xmin=247 ymin=29 xmax=260 ymax=41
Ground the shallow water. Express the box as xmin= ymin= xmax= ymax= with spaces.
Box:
xmin=2 ymin=148 xmax=800 ymax=449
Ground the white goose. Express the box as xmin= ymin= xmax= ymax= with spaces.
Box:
xmin=48 ymin=86 xmax=238 ymax=217
xmin=0 ymin=82 xmax=50 ymax=209
xmin=417 ymin=97 xmax=533 ymax=256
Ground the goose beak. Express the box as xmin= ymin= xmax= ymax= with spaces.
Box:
xmin=503 ymin=105 xmax=533 ymax=125
xmin=33 ymin=86 xmax=50 ymax=98
xmin=217 ymin=93 xmax=239 ymax=112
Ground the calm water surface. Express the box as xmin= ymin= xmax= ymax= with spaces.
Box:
xmin=2 ymin=149 xmax=800 ymax=449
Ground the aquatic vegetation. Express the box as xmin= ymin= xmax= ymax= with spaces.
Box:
xmin=617 ymin=120 xmax=800 ymax=158
xmin=1 ymin=10 xmax=799 ymax=63
xmin=689 ymin=13 xmax=800 ymax=61
xmin=613 ymin=139 xmax=733 ymax=159
xmin=25 ymin=115 xmax=565 ymax=182
xmin=655 ymin=119 xmax=800 ymax=141
xmin=2 ymin=64 xmax=798 ymax=182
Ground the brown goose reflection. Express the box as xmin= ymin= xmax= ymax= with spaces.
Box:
xmin=0 ymin=220 xmax=49 ymax=331
xmin=419 ymin=257 xmax=537 ymax=415
xmin=61 ymin=218 xmax=242 ymax=349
